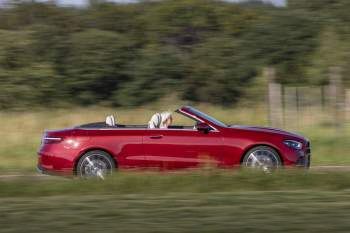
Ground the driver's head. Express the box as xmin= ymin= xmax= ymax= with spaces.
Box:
xmin=160 ymin=111 xmax=173 ymax=128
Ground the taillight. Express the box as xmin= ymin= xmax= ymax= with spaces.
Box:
xmin=42 ymin=136 xmax=63 ymax=144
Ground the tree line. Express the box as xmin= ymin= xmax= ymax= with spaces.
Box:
xmin=0 ymin=0 xmax=349 ymax=109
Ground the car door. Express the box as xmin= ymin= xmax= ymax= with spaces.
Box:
xmin=143 ymin=128 xmax=224 ymax=169
xmin=89 ymin=129 xmax=147 ymax=169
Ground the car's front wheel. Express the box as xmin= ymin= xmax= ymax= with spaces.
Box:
xmin=242 ymin=146 xmax=281 ymax=172
xmin=77 ymin=150 xmax=115 ymax=179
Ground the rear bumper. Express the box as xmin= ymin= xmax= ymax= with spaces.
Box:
xmin=37 ymin=164 xmax=74 ymax=176
xmin=37 ymin=164 xmax=45 ymax=174
xmin=37 ymin=151 xmax=75 ymax=176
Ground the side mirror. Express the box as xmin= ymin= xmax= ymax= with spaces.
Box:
xmin=196 ymin=122 xmax=211 ymax=133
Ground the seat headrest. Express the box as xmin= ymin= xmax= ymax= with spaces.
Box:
xmin=106 ymin=115 xmax=116 ymax=126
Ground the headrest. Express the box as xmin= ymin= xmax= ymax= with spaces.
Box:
xmin=105 ymin=115 xmax=116 ymax=126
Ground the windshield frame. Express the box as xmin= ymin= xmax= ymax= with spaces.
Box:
xmin=185 ymin=107 xmax=227 ymax=128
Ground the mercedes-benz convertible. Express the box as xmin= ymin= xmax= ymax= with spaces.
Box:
xmin=38 ymin=106 xmax=310 ymax=179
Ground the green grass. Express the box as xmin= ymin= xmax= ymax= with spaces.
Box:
xmin=1 ymin=170 xmax=350 ymax=197
xmin=1 ymin=104 xmax=349 ymax=232
xmin=2 ymin=171 xmax=350 ymax=232
xmin=2 ymin=191 xmax=350 ymax=233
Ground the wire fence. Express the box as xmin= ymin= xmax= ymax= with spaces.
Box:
xmin=266 ymin=67 xmax=350 ymax=131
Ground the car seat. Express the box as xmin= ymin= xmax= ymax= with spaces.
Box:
xmin=148 ymin=113 xmax=161 ymax=128
xmin=105 ymin=115 xmax=116 ymax=126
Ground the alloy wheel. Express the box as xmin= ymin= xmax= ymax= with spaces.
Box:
xmin=244 ymin=148 xmax=280 ymax=172
xmin=79 ymin=153 xmax=113 ymax=179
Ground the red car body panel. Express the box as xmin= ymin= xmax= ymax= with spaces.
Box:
xmin=38 ymin=106 xmax=310 ymax=175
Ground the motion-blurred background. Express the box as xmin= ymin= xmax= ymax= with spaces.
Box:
xmin=1 ymin=0 xmax=350 ymax=170
xmin=2 ymin=0 xmax=349 ymax=109
xmin=1 ymin=1 xmax=350 ymax=232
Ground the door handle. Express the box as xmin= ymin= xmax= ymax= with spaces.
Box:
xmin=150 ymin=135 xmax=163 ymax=139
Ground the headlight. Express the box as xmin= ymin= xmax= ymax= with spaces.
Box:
xmin=283 ymin=140 xmax=303 ymax=150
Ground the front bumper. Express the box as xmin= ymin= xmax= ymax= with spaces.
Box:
xmin=296 ymin=141 xmax=311 ymax=168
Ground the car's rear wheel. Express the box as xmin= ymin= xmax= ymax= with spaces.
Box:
xmin=242 ymin=146 xmax=281 ymax=172
xmin=77 ymin=150 xmax=115 ymax=179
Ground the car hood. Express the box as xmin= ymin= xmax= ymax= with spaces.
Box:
xmin=229 ymin=125 xmax=306 ymax=140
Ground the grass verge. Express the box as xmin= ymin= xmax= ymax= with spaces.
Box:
xmin=1 ymin=170 xmax=350 ymax=197
xmin=1 ymin=170 xmax=350 ymax=233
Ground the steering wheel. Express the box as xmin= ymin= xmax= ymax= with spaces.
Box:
xmin=193 ymin=122 xmax=199 ymax=130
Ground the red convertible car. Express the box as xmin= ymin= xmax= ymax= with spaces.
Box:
xmin=38 ymin=106 xmax=310 ymax=179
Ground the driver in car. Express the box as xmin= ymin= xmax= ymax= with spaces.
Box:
xmin=148 ymin=111 xmax=173 ymax=129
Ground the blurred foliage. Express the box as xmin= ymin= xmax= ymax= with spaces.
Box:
xmin=0 ymin=0 xmax=349 ymax=108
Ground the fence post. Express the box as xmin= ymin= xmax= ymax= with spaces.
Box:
xmin=329 ymin=66 xmax=344 ymax=131
xmin=283 ymin=86 xmax=298 ymax=130
xmin=265 ymin=67 xmax=283 ymax=128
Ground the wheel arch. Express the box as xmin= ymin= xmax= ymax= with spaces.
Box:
xmin=239 ymin=143 xmax=284 ymax=165
xmin=74 ymin=147 xmax=118 ymax=174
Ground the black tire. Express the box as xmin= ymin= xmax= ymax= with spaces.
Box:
xmin=242 ymin=146 xmax=282 ymax=171
xmin=76 ymin=150 xmax=116 ymax=179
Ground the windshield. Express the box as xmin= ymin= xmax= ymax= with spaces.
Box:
xmin=188 ymin=108 xmax=227 ymax=127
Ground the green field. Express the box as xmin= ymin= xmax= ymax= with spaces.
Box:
xmin=1 ymin=104 xmax=350 ymax=233
xmin=0 ymin=104 xmax=349 ymax=172
xmin=1 ymin=1 xmax=350 ymax=231
xmin=2 ymin=191 xmax=350 ymax=233
xmin=1 ymin=171 xmax=350 ymax=233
